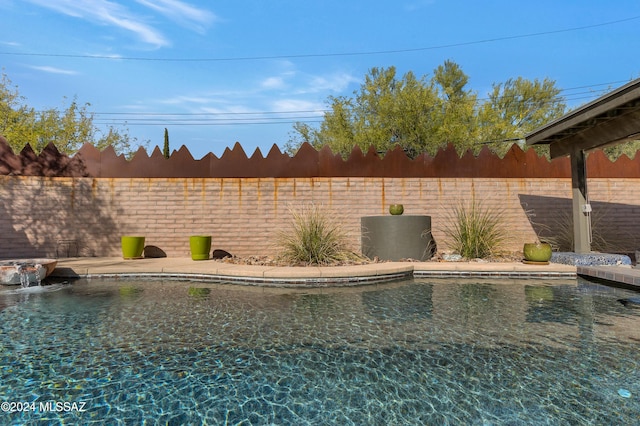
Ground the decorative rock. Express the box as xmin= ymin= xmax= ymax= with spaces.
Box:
xmin=551 ymin=252 xmax=632 ymax=266
xmin=442 ymin=254 xmax=463 ymax=262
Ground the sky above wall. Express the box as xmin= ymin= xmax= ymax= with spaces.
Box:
xmin=1 ymin=0 xmax=639 ymax=158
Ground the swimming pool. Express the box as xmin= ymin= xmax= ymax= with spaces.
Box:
xmin=1 ymin=277 xmax=638 ymax=424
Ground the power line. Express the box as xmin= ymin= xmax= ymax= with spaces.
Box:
xmin=96 ymin=115 xmax=323 ymax=121
xmin=1 ymin=16 xmax=638 ymax=62
xmin=88 ymin=91 xmax=615 ymax=126
xmin=26 ymin=78 xmax=630 ymax=130
xmin=92 ymin=95 xmax=604 ymax=127
xmin=91 ymin=94 xmax=609 ymax=127
xmin=94 ymin=110 xmax=328 ymax=116
xmin=94 ymin=120 xmax=324 ymax=126
xmin=85 ymin=80 xmax=624 ymax=119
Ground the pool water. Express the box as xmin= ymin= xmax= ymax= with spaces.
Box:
xmin=1 ymin=277 xmax=639 ymax=425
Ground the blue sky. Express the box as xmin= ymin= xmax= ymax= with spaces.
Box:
xmin=1 ymin=0 xmax=639 ymax=158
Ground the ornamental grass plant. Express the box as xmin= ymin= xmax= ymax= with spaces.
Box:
xmin=443 ymin=199 xmax=508 ymax=259
xmin=276 ymin=203 xmax=366 ymax=265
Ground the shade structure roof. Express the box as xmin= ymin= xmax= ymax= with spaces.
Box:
xmin=526 ymin=78 xmax=640 ymax=158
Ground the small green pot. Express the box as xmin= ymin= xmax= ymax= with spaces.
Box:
xmin=190 ymin=235 xmax=212 ymax=260
xmin=523 ymin=242 xmax=552 ymax=263
xmin=389 ymin=204 xmax=404 ymax=215
xmin=121 ymin=236 xmax=145 ymax=259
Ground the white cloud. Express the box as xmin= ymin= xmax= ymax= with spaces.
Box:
xmin=199 ymin=105 xmax=255 ymax=115
xmin=26 ymin=0 xmax=168 ymax=47
xmin=28 ymin=65 xmax=79 ymax=75
xmin=121 ymin=67 xmax=350 ymax=121
xmin=304 ymin=72 xmax=359 ymax=93
xmin=270 ymin=99 xmax=325 ymax=114
xmin=258 ymin=67 xmax=358 ymax=95
xmin=261 ymin=76 xmax=286 ymax=90
xmin=25 ymin=0 xmax=217 ymax=48
xmin=135 ymin=0 xmax=216 ymax=33
xmin=108 ymin=15 xmax=168 ymax=47
xmin=159 ymin=95 xmax=213 ymax=105
xmin=88 ymin=52 xmax=124 ymax=59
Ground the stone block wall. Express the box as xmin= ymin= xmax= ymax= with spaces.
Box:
xmin=4 ymin=175 xmax=637 ymax=259
xmin=2 ymin=138 xmax=640 ymax=259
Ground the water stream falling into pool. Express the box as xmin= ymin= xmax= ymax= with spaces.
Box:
xmin=16 ymin=263 xmax=42 ymax=288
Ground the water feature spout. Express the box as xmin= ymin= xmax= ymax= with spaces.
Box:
xmin=0 ymin=260 xmax=52 ymax=286
xmin=17 ymin=264 xmax=28 ymax=288
xmin=16 ymin=263 xmax=42 ymax=288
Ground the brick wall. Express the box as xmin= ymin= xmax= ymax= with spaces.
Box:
xmin=2 ymin=175 xmax=638 ymax=259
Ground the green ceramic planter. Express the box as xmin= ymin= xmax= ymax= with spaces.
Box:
xmin=190 ymin=235 xmax=212 ymax=260
xmin=523 ymin=242 xmax=552 ymax=263
xmin=121 ymin=236 xmax=145 ymax=259
xmin=389 ymin=204 xmax=404 ymax=215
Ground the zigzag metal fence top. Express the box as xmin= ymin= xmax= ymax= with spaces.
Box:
xmin=1 ymin=139 xmax=638 ymax=178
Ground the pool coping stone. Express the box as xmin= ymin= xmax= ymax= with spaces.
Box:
xmin=50 ymin=257 xmax=579 ymax=287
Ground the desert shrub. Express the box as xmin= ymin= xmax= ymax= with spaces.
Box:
xmin=443 ymin=199 xmax=508 ymax=259
xmin=276 ymin=203 xmax=365 ymax=265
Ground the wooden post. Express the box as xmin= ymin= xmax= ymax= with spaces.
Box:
xmin=570 ymin=148 xmax=591 ymax=253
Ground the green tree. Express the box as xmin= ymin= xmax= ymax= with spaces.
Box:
xmin=431 ymin=60 xmax=479 ymax=154
xmin=477 ymin=77 xmax=566 ymax=156
xmin=292 ymin=66 xmax=445 ymax=158
xmin=163 ymin=128 xmax=170 ymax=159
xmin=601 ymin=140 xmax=640 ymax=160
xmin=284 ymin=121 xmax=320 ymax=155
xmin=287 ymin=62 xmax=567 ymax=158
xmin=0 ymin=73 xmax=37 ymax=146
xmin=0 ymin=73 xmax=141 ymax=156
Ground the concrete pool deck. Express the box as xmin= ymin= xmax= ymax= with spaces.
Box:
xmin=50 ymin=257 xmax=581 ymax=287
